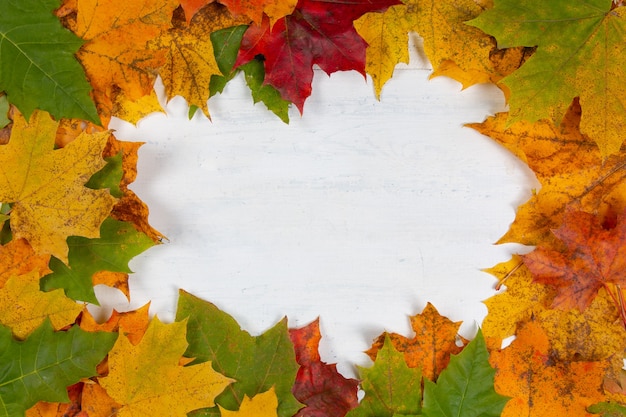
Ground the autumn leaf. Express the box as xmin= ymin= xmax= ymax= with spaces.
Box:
xmin=99 ymin=316 xmax=233 ymax=416
xmin=523 ymin=209 xmax=626 ymax=311
xmin=346 ymin=335 xmax=422 ymax=417
xmin=180 ymin=0 xmax=215 ymax=23
xmin=0 ymin=111 xmax=115 ymax=263
xmin=490 ymin=320 xmax=608 ymax=417
xmin=221 ymin=0 xmax=297 ymax=26
xmin=0 ymin=0 xmax=98 ymax=122
xmin=235 ymin=0 xmax=401 ymax=113
xmin=289 ymin=319 xmax=359 ymax=416
xmin=219 ymin=388 xmax=279 ymax=417
xmin=81 ymin=382 xmax=121 ymax=417
xmin=366 ymin=302 xmax=464 ymax=381
xmin=588 ymin=401 xmax=626 ymax=417
xmin=150 ymin=4 xmax=250 ymax=118
xmin=355 ymin=0 xmax=524 ymax=97
xmin=0 ymin=320 xmax=116 ymax=417
xmin=468 ymin=0 xmax=626 ymax=157
xmin=26 ymin=383 xmax=83 ymax=417
xmin=112 ymin=89 xmax=164 ymax=126
xmin=0 ymin=271 xmax=82 ymax=339
xmin=72 ymin=0 xmax=179 ymax=122
xmin=422 ymin=330 xmax=509 ymax=417
xmin=0 ymin=238 xmax=51 ymax=288
xmin=41 ymin=217 xmax=155 ymax=304
xmin=80 ymin=303 xmax=151 ymax=345
xmin=176 ymin=290 xmax=303 ymax=417
xmin=468 ymin=101 xmax=626 ymax=247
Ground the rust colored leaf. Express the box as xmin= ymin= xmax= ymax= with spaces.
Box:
xmin=491 ymin=320 xmax=608 ymax=417
xmin=366 ymin=302 xmax=464 ymax=381
xmin=469 ymin=100 xmax=626 ymax=248
xmin=80 ymin=304 xmax=150 ymax=346
xmin=0 ymin=238 xmax=51 ymax=288
xmin=523 ymin=209 xmax=626 ymax=311
xmin=81 ymin=382 xmax=122 ymax=417
xmin=289 ymin=319 xmax=359 ymax=416
xmin=180 ymin=0 xmax=215 ymax=23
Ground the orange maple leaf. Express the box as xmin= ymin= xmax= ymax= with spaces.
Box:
xmin=80 ymin=304 xmax=151 ymax=345
xmin=491 ymin=320 xmax=607 ymax=417
xmin=523 ymin=209 xmax=626 ymax=312
xmin=0 ymin=238 xmax=51 ymax=287
xmin=366 ymin=302 xmax=465 ymax=381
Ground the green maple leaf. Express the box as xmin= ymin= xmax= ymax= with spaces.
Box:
xmin=85 ymin=151 xmax=124 ymax=199
xmin=176 ymin=290 xmax=303 ymax=417
xmin=0 ymin=320 xmax=116 ymax=416
xmin=467 ymin=0 xmax=626 ymax=157
xmin=41 ymin=217 xmax=155 ymax=304
xmin=0 ymin=0 xmax=98 ymax=123
xmin=209 ymin=26 xmax=290 ymax=123
xmin=588 ymin=401 xmax=626 ymax=416
xmin=0 ymin=95 xmax=8 ymax=128
xmin=422 ymin=329 xmax=509 ymax=417
xmin=346 ymin=335 xmax=422 ymax=417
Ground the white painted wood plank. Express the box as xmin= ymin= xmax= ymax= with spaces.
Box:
xmin=104 ymin=65 xmax=537 ymax=377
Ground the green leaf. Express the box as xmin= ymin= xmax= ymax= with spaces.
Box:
xmin=467 ymin=0 xmax=626 ymax=157
xmin=209 ymin=25 xmax=249 ymax=97
xmin=0 ymin=0 xmax=99 ymax=123
xmin=41 ymin=217 xmax=155 ymax=304
xmin=422 ymin=329 xmax=509 ymax=417
xmin=346 ymin=335 xmax=422 ymax=417
xmin=240 ymin=59 xmax=290 ymax=124
xmin=0 ymin=95 xmax=8 ymax=128
xmin=176 ymin=290 xmax=303 ymax=417
xmin=0 ymin=204 xmax=11 ymax=245
xmin=588 ymin=401 xmax=626 ymax=417
xmin=85 ymin=151 xmax=124 ymax=198
xmin=0 ymin=320 xmax=116 ymax=416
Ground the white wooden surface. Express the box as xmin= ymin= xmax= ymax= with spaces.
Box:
xmin=103 ymin=54 xmax=536 ymax=377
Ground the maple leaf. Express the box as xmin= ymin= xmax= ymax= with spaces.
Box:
xmin=150 ymin=4 xmax=250 ymax=118
xmin=588 ymin=401 xmax=626 ymax=417
xmin=468 ymin=0 xmax=626 ymax=157
xmin=26 ymin=382 xmax=83 ymax=417
xmin=235 ymin=0 xmax=401 ymax=113
xmin=523 ymin=209 xmax=626 ymax=311
xmin=222 ymin=0 xmax=297 ymax=26
xmin=0 ymin=0 xmax=98 ymax=122
xmin=80 ymin=303 xmax=151 ymax=345
xmin=0 ymin=320 xmax=116 ymax=417
xmin=176 ymin=290 xmax=303 ymax=417
xmin=366 ymin=302 xmax=464 ymax=381
xmin=289 ymin=319 xmax=359 ymax=416
xmin=41 ymin=217 xmax=155 ymax=304
xmin=0 ymin=271 xmax=82 ymax=339
xmin=0 ymin=238 xmax=51 ymax=288
xmin=72 ymin=0 xmax=179 ymax=123
xmin=422 ymin=330 xmax=510 ymax=417
xmin=219 ymin=388 xmax=279 ymax=417
xmin=0 ymin=111 xmax=115 ymax=263
xmin=81 ymin=382 xmax=121 ymax=417
xmin=490 ymin=320 xmax=608 ymax=417
xmin=468 ymin=101 xmax=626 ymax=248
xmin=347 ymin=335 xmax=422 ymax=417
xmin=99 ymin=316 xmax=233 ymax=416
xmin=111 ymin=89 xmax=164 ymax=126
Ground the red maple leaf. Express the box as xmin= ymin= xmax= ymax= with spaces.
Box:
xmin=234 ymin=0 xmax=401 ymax=113
xmin=523 ymin=209 xmax=626 ymax=311
xmin=289 ymin=319 xmax=359 ymax=417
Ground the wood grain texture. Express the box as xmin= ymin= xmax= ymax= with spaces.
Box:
xmin=105 ymin=65 xmax=536 ymax=377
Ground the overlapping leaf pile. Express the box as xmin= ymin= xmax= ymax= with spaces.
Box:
xmin=0 ymin=0 xmax=624 ymax=415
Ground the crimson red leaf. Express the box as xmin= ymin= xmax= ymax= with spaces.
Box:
xmin=235 ymin=0 xmax=400 ymax=112
xmin=290 ymin=319 xmax=359 ymax=417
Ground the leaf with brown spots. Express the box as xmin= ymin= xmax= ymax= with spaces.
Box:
xmin=366 ymin=302 xmax=465 ymax=381
xmin=0 ymin=238 xmax=51 ymax=287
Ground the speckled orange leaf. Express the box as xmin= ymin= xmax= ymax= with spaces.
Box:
xmin=219 ymin=388 xmax=279 ymax=417
xmin=469 ymin=100 xmax=626 ymax=248
xmin=91 ymin=271 xmax=131 ymax=300
xmin=0 ymin=271 xmax=83 ymax=339
xmin=0 ymin=238 xmax=51 ymax=288
xmin=481 ymin=255 xmax=554 ymax=349
xmin=180 ymin=0 xmax=215 ymax=23
xmin=0 ymin=111 xmax=115 ymax=263
xmin=523 ymin=209 xmax=626 ymax=311
xmin=366 ymin=302 xmax=464 ymax=381
xmin=73 ymin=0 xmax=178 ymax=122
xmin=491 ymin=320 xmax=607 ymax=417
xmin=99 ymin=317 xmax=233 ymax=416
xmin=80 ymin=304 xmax=150 ymax=345
xmin=150 ymin=3 xmax=250 ymax=117
xmin=81 ymin=382 xmax=122 ymax=417
xmin=220 ymin=0 xmax=297 ymax=26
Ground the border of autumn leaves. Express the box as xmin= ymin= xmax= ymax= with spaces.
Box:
xmin=0 ymin=0 xmax=625 ymax=416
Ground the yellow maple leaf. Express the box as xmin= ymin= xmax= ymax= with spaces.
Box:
xmin=150 ymin=3 xmax=250 ymax=117
xmin=0 ymin=111 xmax=115 ymax=263
xmin=99 ymin=316 xmax=234 ymax=416
xmin=219 ymin=387 xmax=279 ymax=417
xmin=0 ymin=271 xmax=82 ymax=339
xmin=112 ymin=89 xmax=164 ymax=125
